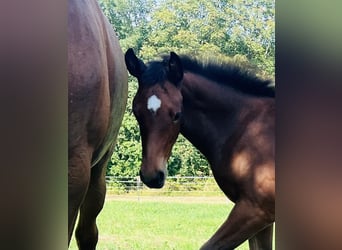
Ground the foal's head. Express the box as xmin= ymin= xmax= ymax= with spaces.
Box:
xmin=125 ymin=49 xmax=183 ymax=188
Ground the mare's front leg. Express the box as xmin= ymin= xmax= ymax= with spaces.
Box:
xmin=75 ymin=154 xmax=108 ymax=250
xmin=200 ymin=200 xmax=273 ymax=250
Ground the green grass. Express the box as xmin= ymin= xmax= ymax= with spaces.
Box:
xmin=69 ymin=198 xmax=251 ymax=250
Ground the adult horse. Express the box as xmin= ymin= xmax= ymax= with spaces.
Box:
xmin=125 ymin=48 xmax=274 ymax=250
xmin=68 ymin=1 xmax=127 ymax=248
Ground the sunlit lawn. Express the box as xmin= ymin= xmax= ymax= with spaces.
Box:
xmin=70 ymin=198 xmax=260 ymax=249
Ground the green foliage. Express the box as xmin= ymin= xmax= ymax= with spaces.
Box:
xmin=99 ymin=0 xmax=155 ymax=51
xmin=169 ymin=136 xmax=210 ymax=176
xmin=139 ymin=0 xmax=275 ymax=75
xmin=100 ymin=0 xmax=275 ymax=177
xmin=99 ymin=0 xmax=274 ymax=75
xmin=107 ymin=79 xmax=142 ymax=177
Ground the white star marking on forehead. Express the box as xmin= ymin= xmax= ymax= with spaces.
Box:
xmin=147 ymin=95 xmax=161 ymax=113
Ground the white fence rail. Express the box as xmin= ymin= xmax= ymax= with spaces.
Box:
xmin=105 ymin=176 xmax=225 ymax=197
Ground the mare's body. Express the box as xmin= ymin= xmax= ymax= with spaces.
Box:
xmin=125 ymin=49 xmax=274 ymax=250
xmin=68 ymin=1 xmax=128 ymax=248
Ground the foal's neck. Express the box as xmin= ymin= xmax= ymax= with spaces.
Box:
xmin=180 ymin=72 xmax=252 ymax=165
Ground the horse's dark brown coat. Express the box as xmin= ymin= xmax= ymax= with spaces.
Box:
xmin=68 ymin=1 xmax=127 ymax=248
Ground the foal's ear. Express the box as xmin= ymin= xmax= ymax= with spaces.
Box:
xmin=168 ymin=52 xmax=183 ymax=86
xmin=125 ymin=48 xmax=146 ymax=78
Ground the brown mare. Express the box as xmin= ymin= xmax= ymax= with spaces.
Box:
xmin=68 ymin=1 xmax=128 ymax=249
xmin=125 ymin=48 xmax=274 ymax=250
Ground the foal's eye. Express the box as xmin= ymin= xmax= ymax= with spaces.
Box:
xmin=172 ymin=112 xmax=181 ymax=123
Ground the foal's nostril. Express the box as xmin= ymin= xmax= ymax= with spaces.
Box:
xmin=157 ymin=170 xmax=165 ymax=182
xmin=154 ymin=170 xmax=165 ymax=188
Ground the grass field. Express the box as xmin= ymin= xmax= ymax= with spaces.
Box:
xmin=69 ymin=197 xmax=256 ymax=249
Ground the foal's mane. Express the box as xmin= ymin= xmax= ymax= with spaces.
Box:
xmin=143 ymin=54 xmax=275 ymax=98
xmin=179 ymin=55 xmax=274 ymax=98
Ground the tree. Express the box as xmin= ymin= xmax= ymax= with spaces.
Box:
xmin=107 ymin=79 xmax=141 ymax=177
xmin=99 ymin=0 xmax=155 ymax=52
xmin=139 ymin=0 xmax=274 ymax=74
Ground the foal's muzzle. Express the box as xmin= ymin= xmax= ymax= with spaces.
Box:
xmin=139 ymin=170 xmax=165 ymax=188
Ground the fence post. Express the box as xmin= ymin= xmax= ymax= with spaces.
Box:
xmin=136 ymin=176 xmax=141 ymax=202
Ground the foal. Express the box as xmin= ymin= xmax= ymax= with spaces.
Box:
xmin=125 ymin=48 xmax=274 ymax=250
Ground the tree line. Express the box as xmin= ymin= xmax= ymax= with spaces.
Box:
xmin=99 ymin=0 xmax=275 ymax=177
